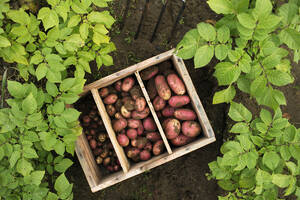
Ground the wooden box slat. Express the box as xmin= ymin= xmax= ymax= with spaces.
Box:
xmin=134 ymin=71 xmax=172 ymax=154
xmin=75 ymin=49 xmax=216 ymax=193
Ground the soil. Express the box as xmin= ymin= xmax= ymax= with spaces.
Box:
xmin=67 ymin=0 xmax=299 ymax=200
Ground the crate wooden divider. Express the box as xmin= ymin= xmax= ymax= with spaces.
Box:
xmin=75 ymin=49 xmax=216 ymax=192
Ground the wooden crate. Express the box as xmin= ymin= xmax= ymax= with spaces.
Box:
xmin=75 ymin=49 xmax=216 ymax=192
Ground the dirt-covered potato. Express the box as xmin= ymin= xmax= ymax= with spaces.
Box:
xmin=167 ymin=74 xmax=186 ymax=95
xmin=135 ymin=97 xmax=146 ymax=112
xmin=182 ymin=121 xmax=201 ymax=137
xmin=132 ymin=107 xmax=150 ymax=119
xmin=155 ymin=75 xmax=171 ymax=100
xmin=143 ymin=117 xmax=157 ymax=131
xmin=113 ymin=118 xmax=127 ymax=132
xmin=174 ymin=109 xmax=196 ymax=121
xmin=163 ymin=118 xmax=181 ymax=139
xmin=140 ymin=66 xmax=159 ymax=80
xmin=122 ymin=77 xmax=135 ymax=92
xmin=153 ymin=140 xmax=165 ymax=155
xmin=104 ymin=94 xmax=118 ymax=105
xmin=153 ymin=96 xmax=166 ymax=111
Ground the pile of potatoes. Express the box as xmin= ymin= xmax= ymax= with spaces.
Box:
xmin=100 ymin=77 xmax=165 ymax=162
xmin=142 ymin=63 xmax=202 ymax=146
xmin=78 ymin=101 xmax=121 ymax=173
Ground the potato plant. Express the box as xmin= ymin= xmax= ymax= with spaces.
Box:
xmin=0 ymin=0 xmax=115 ymax=199
xmin=177 ymin=0 xmax=300 ymax=199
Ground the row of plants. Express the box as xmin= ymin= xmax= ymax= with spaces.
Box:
xmin=177 ymin=0 xmax=300 ymax=199
xmin=0 ymin=0 xmax=115 ymax=199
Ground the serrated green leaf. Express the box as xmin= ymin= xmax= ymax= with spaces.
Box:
xmin=266 ymin=70 xmax=294 ymax=86
xmin=257 ymin=14 xmax=281 ymax=30
xmin=250 ymin=75 xmax=267 ymax=98
xmin=36 ymin=63 xmax=48 ymax=81
xmin=197 ymin=22 xmax=216 ymax=41
xmin=93 ymin=0 xmax=110 ymax=7
xmin=214 ymin=62 xmax=241 ymax=86
xmin=53 ymin=101 xmax=65 ymax=114
xmin=62 ymin=108 xmax=80 ymax=123
xmin=22 ymin=93 xmax=37 ymax=114
xmin=207 ymin=0 xmax=234 ymax=14
xmin=176 ymin=29 xmax=200 ymax=59
xmin=47 ymin=192 xmax=59 ymax=200
xmin=10 ymin=150 xmax=21 ymax=168
xmin=30 ymin=170 xmax=45 ymax=186
xmin=54 ymin=140 xmax=66 ymax=156
xmin=213 ymin=85 xmax=236 ymax=104
xmin=54 ymin=116 xmax=67 ymax=128
xmin=260 ymin=109 xmax=272 ymax=126
xmin=228 ymin=102 xmax=252 ymax=122
xmin=289 ymin=145 xmax=300 ymax=160
xmin=280 ymin=145 xmax=291 ymax=161
xmin=46 ymin=81 xmax=59 ymax=97
xmin=87 ymin=11 xmax=115 ymax=28
xmin=54 ymin=173 xmax=70 ymax=193
xmin=194 ymin=45 xmax=214 ymax=68
xmin=101 ymin=54 xmax=113 ymax=66
xmin=0 ymin=35 xmax=11 ymax=47
xmin=279 ymin=3 xmax=298 ymax=25
xmin=68 ymin=15 xmax=81 ymax=28
xmin=279 ymin=28 xmax=300 ymax=50
xmin=16 ymin=158 xmax=33 ymax=176
xmin=60 ymin=78 xmax=76 ymax=92
xmin=217 ymin=25 xmax=230 ymax=43
xmin=253 ymin=0 xmax=272 ymax=19
xmin=93 ymin=32 xmax=110 ymax=45
xmin=263 ymin=151 xmax=280 ymax=171
xmin=23 ymin=146 xmax=38 ymax=158
xmin=38 ymin=7 xmax=59 ymax=31
xmin=230 ymin=122 xmax=249 ymax=133
xmin=7 ymin=80 xmax=26 ymax=98
xmin=55 ymin=158 xmax=73 ymax=173
xmin=79 ymin=23 xmax=89 ymax=40
xmin=46 ymin=69 xmax=61 ymax=83
xmin=272 ymin=174 xmax=291 ymax=188
xmin=7 ymin=9 xmax=30 ymax=25
xmin=237 ymin=13 xmax=256 ymax=29
xmin=215 ymin=44 xmax=228 ymax=60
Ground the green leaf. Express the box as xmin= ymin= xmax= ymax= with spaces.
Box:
xmin=228 ymin=102 xmax=252 ymax=122
xmin=54 ymin=116 xmax=67 ymax=128
xmin=62 ymin=108 xmax=80 ymax=123
xmin=280 ymin=145 xmax=291 ymax=161
xmin=214 ymin=62 xmax=241 ymax=86
xmin=286 ymin=161 xmax=297 ymax=175
xmin=30 ymin=171 xmax=45 ymax=186
xmin=237 ymin=134 xmax=253 ymax=151
xmin=10 ymin=150 xmax=21 ymax=168
xmin=54 ymin=140 xmax=66 ymax=156
xmin=93 ymin=32 xmax=110 ymax=45
xmin=60 ymin=78 xmax=76 ymax=92
xmin=87 ymin=11 xmax=115 ymax=28
xmin=54 ymin=158 xmax=73 ymax=173
xmin=47 ymin=192 xmax=58 ymax=200
xmin=79 ymin=23 xmax=89 ymax=40
xmin=22 ymin=93 xmax=37 ymax=114
xmin=54 ymin=173 xmax=70 ymax=193
xmin=68 ymin=15 xmax=81 ymax=28
xmin=194 ymin=45 xmax=214 ymax=68
xmin=257 ymin=14 xmax=281 ymax=30
xmin=46 ymin=81 xmax=59 ymax=97
xmin=237 ymin=13 xmax=256 ymax=29
xmin=207 ymin=0 xmax=233 ymax=14
xmin=197 ymin=22 xmax=216 ymax=41
xmin=71 ymin=0 xmax=88 ymax=14
xmin=260 ymin=109 xmax=272 ymax=126
xmin=93 ymin=0 xmax=110 ymax=7
xmin=278 ymin=3 xmax=298 ymax=25
xmin=266 ymin=70 xmax=294 ymax=86
xmin=279 ymin=28 xmax=300 ymax=50
xmin=250 ymin=75 xmax=267 ymax=98
xmin=289 ymin=145 xmax=300 ymax=160
xmin=176 ymin=29 xmax=200 ymax=59
xmin=101 ymin=54 xmax=113 ymax=66
xmin=212 ymin=85 xmax=236 ymax=104
xmin=38 ymin=7 xmax=59 ymax=31
xmin=36 ymin=63 xmax=48 ymax=81
xmin=230 ymin=122 xmax=249 ymax=133
xmin=245 ymin=151 xmax=258 ymax=169
xmin=23 ymin=146 xmax=38 ymax=158
xmin=0 ymin=35 xmax=11 ymax=47
xmin=7 ymin=80 xmax=26 ymax=98
xmin=16 ymin=158 xmax=33 ymax=176
xmin=46 ymin=69 xmax=61 ymax=83
xmin=7 ymin=10 xmax=30 ymax=25
xmin=215 ymin=44 xmax=228 ymax=61
xmin=217 ymin=25 xmax=230 ymax=43
xmin=253 ymin=0 xmax=272 ymax=19
xmin=262 ymin=151 xmax=280 ymax=171
xmin=47 ymin=0 xmax=60 ymax=7
xmin=94 ymin=24 xmax=109 ymax=35
xmin=272 ymin=174 xmax=291 ymax=188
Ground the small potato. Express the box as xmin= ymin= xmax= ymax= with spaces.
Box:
xmin=126 ymin=128 xmax=138 ymax=140
xmin=106 ymin=104 xmax=116 ymax=117
xmin=114 ymin=165 xmax=120 ymax=172
xmin=127 ymin=147 xmax=140 ymax=158
xmin=121 ymin=92 xmax=130 ymax=97
xmin=82 ymin=115 xmax=91 ymax=124
xmin=128 ymin=119 xmax=142 ymax=129
xmin=137 ymin=125 xmax=144 ymax=135
xmin=104 ymin=94 xmax=118 ymax=105
xmin=167 ymin=74 xmax=186 ymax=95
xmin=122 ymin=77 xmax=135 ymax=92
xmin=139 ymin=150 xmax=151 ymax=161
xmin=131 ymin=137 xmax=148 ymax=149
xmin=113 ymin=118 xmax=127 ymax=132
xmin=163 ymin=118 xmax=181 ymax=139
xmin=171 ymin=135 xmax=193 ymax=146
xmin=89 ymin=139 xmax=97 ymax=149
xmin=87 ymin=135 xmax=92 ymax=140
xmin=168 ymin=95 xmax=190 ymax=108
xmin=114 ymin=80 xmax=122 ymax=92
xmin=130 ymin=86 xmax=142 ymax=100
xmin=103 ymin=157 xmax=111 ymax=166
xmin=143 ymin=117 xmax=157 ymax=131
xmin=89 ymin=129 xmax=96 ymax=135
xmin=96 ymin=156 xmax=103 ymax=164
xmin=155 ymin=75 xmax=171 ymax=100
xmin=140 ymin=66 xmax=159 ymax=80
xmin=117 ymin=134 xmax=129 ymax=147
xmin=147 ymin=78 xmax=157 ymax=100
xmin=93 ymin=148 xmax=102 ymax=156
xmin=174 ymin=109 xmax=197 ymax=121
xmin=115 ymin=99 xmax=123 ymax=111
xmin=121 ymin=106 xmax=131 ymax=118
xmin=132 ymin=107 xmax=150 ymax=119
xmin=182 ymin=121 xmax=201 ymax=137
xmin=107 ymin=165 xmax=114 ymax=172
xmin=135 ymin=97 xmax=146 ymax=112
xmin=114 ymin=112 xmax=124 ymax=119
xmin=153 ymin=140 xmax=165 ymax=156
xmin=144 ymin=142 xmax=152 ymax=152
xmin=124 ymin=99 xmax=135 ymax=111
xmin=162 ymin=106 xmax=175 ymax=117
xmin=153 ymin=96 xmax=166 ymax=111
xmin=98 ymin=133 xmax=107 ymax=142
xmin=121 ymin=96 xmax=132 ymax=104
xmin=146 ymin=132 xmax=161 ymax=142
xmin=99 ymin=87 xmax=109 ymax=98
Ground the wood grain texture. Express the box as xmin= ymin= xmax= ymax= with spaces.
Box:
xmin=135 ymin=71 xmax=172 ymax=154
xmin=91 ymin=88 xmax=130 ymax=173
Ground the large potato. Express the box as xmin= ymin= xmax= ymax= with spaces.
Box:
xmin=122 ymin=77 xmax=135 ymax=92
xmin=128 ymin=119 xmax=142 ymax=129
xmin=153 ymin=96 xmax=166 ymax=111
xmin=155 ymin=75 xmax=171 ymax=100
xmin=140 ymin=66 xmax=159 ymax=80
xmin=162 ymin=106 xmax=175 ymax=117
xmin=171 ymin=135 xmax=192 ymax=146
xmin=182 ymin=121 xmax=201 ymax=137
xmin=168 ymin=95 xmax=190 ymax=108
xmin=103 ymin=94 xmax=118 ymax=105
xmin=130 ymin=86 xmax=142 ymax=100
xmin=174 ymin=109 xmax=196 ymax=121
xmin=132 ymin=107 xmax=150 ymax=119
xmin=163 ymin=118 xmax=180 ymax=139
xmin=113 ymin=118 xmax=127 ymax=132
xmin=167 ymin=74 xmax=186 ymax=95
xmin=143 ymin=117 xmax=157 ymax=131
xmin=135 ymin=97 xmax=146 ymax=112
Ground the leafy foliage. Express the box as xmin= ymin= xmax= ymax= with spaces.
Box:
xmin=0 ymin=0 xmax=115 ymax=199
xmin=177 ymin=0 xmax=300 ymax=199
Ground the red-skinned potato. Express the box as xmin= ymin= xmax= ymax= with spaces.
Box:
xmin=140 ymin=66 xmax=159 ymax=80
xmin=124 ymin=99 xmax=135 ymax=111
xmin=168 ymin=96 xmax=190 ymax=108
xmin=128 ymin=119 xmax=142 ymax=129
xmin=171 ymin=135 xmax=193 ymax=146
xmin=174 ymin=109 xmax=197 ymax=121
xmin=107 ymin=165 xmax=114 ymax=172
xmin=127 ymin=147 xmax=140 ymax=158
xmin=121 ymin=92 xmax=129 ymax=97
xmin=113 ymin=118 xmax=127 ymax=132
xmin=153 ymin=96 xmax=166 ymax=111
xmin=162 ymin=106 xmax=175 ymax=117
xmin=89 ymin=129 xmax=96 ymax=135
xmin=82 ymin=115 xmax=91 ymax=124
xmin=157 ymin=111 xmax=162 ymax=118
xmin=155 ymin=75 xmax=171 ymax=100
xmin=115 ymin=99 xmax=123 ymax=111
xmin=106 ymin=104 xmax=116 ymax=117
xmin=167 ymin=74 xmax=186 ymax=95
xmin=114 ymin=112 xmax=123 ymax=119
xmin=146 ymin=132 xmax=161 ymax=142
xmin=126 ymin=128 xmax=138 ymax=140
xmin=114 ymin=80 xmax=122 ymax=92
xmin=131 ymin=137 xmax=148 ymax=149
xmin=182 ymin=121 xmax=201 ymax=137
xmin=147 ymin=78 xmax=157 ymax=100
xmin=121 ymin=106 xmax=131 ymax=118
xmin=144 ymin=142 xmax=152 ymax=152
xmin=135 ymin=97 xmax=146 ymax=112
xmin=130 ymin=86 xmax=142 ymax=100
xmin=114 ymin=165 xmax=120 ymax=172
xmin=89 ymin=139 xmax=97 ymax=149
xmin=153 ymin=140 xmax=165 ymax=155
xmin=122 ymin=77 xmax=135 ymax=92
xmin=137 ymin=125 xmax=144 ymax=135
xmin=139 ymin=150 xmax=151 ymax=161
xmin=99 ymin=87 xmax=109 ymax=98
xmin=143 ymin=117 xmax=157 ymax=131
xmin=117 ymin=134 xmax=129 ymax=147
xmin=163 ymin=118 xmax=181 ymax=139
xmin=87 ymin=135 xmax=92 ymax=140
xmin=104 ymin=94 xmax=118 ymax=105
xmin=132 ymin=107 xmax=150 ymax=119
xmin=121 ymin=96 xmax=132 ymax=103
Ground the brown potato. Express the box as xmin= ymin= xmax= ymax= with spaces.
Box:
xmin=130 ymin=86 xmax=142 ymax=100
xmin=113 ymin=118 xmax=127 ymax=132
xmin=153 ymin=140 xmax=165 ymax=155
xmin=155 ymin=75 xmax=171 ymax=100
xmin=106 ymin=104 xmax=116 ymax=117
xmin=140 ymin=66 xmax=159 ymax=80
xmin=99 ymin=87 xmax=109 ymax=98
xmin=114 ymin=80 xmax=122 ymax=92
xmin=147 ymin=78 xmax=157 ymax=100
xmin=128 ymin=119 xmax=142 ymax=129
xmin=121 ymin=106 xmax=131 ymax=118
xmin=171 ymin=135 xmax=193 ymax=146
